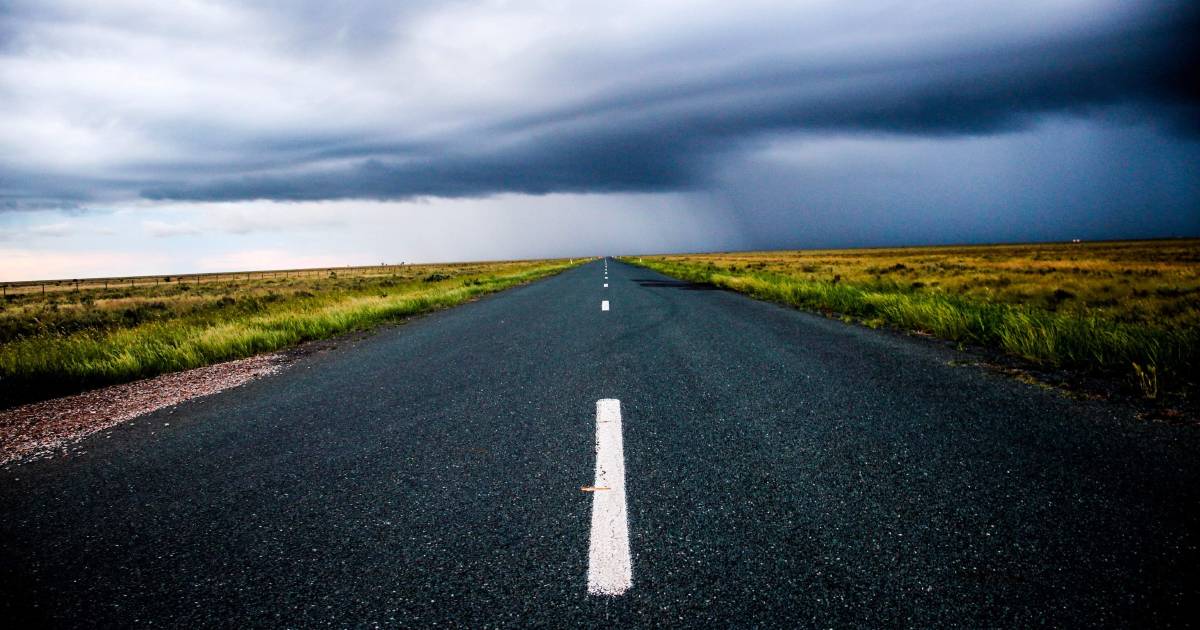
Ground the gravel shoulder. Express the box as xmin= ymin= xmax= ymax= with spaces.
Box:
xmin=0 ymin=353 xmax=287 ymax=465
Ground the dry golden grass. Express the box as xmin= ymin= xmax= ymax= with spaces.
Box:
xmin=654 ymin=240 xmax=1199 ymax=328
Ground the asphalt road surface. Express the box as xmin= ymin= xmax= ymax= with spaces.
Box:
xmin=2 ymin=259 xmax=1197 ymax=627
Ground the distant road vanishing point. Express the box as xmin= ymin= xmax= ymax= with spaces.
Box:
xmin=2 ymin=259 xmax=1196 ymax=626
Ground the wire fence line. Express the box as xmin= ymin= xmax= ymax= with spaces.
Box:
xmin=1 ymin=264 xmax=413 ymax=297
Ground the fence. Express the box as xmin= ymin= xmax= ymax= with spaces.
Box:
xmin=1 ymin=263 xmax=415 ymax=298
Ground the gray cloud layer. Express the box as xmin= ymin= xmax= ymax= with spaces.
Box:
xmin=1 ymin=1 xmax=1197 ymax=211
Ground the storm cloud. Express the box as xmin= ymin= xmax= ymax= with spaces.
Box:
xmin=2 ymin=0 xmax=1196 ymax=208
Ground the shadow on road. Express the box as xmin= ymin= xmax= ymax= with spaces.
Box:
xmin=632 ymin=279 xmax=719 ymax=291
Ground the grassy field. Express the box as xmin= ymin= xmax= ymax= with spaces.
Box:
xmin=0 ymin=258 xmax=582 ymax=407
xmin=623 ymin=240 xmax=1199 ymax=401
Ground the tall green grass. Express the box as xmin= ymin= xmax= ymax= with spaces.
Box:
xmin=0 ymin=261 xmax=578 ymax=405
xmin=626 ymin=258 xmax=1197 ymax=396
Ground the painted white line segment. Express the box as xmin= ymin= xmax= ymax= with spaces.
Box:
xmin=587 ymin=399 xmax=632 ymax=596
xmin=604 ymin=283 xmax=608 ymax=288
xmin=601 ymin=300 xmax=610 ymax=311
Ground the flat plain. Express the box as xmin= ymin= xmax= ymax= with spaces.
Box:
xmin=0 ymin=258 xmax=581 ymax=407
xmin=3 ymin=258 xmax=1197 ymax=626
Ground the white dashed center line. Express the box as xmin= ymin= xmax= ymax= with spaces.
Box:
xmin=586 ymin=399 xmax=632 ymax=596
xmin=601 ymin=300 xmax=610 ymax=311
xmin=604 ymin=283 xmax=608 ymax=288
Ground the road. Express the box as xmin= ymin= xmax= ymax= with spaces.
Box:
xmin=2 ymin=258 xmax=1197 ymax=627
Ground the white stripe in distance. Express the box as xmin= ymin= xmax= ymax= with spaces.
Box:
xmin=601 ymin=300 xmax=610 ymax=311
xmin=587 ymin=399 xmax=632 ymax=596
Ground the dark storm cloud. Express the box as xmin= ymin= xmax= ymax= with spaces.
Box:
xmin=499 ymin=6 xmax=1197 ymax=138
xmin=143 ymin=127 xmax=705 ymax=201
xmin=142 ymin=1 xmax=1199 ymax=203
xmin=1 ymin=0 xmax=1197 ymax=208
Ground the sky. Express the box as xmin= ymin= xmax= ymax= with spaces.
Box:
xmin=1 ymin=0 xmax=1197 ymax=280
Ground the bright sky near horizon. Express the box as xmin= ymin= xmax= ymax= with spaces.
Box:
xmin=2 ymin=1 xmax=1197 ymax=280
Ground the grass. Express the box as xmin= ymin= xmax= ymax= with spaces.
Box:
xmin=622 ymin=240 xmax=1200 ymax=400
xmin=0 ymin=258 xmax=583 ymax=407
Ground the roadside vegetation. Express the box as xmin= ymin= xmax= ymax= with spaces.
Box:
xmin=623 ymin=240 xmax=1199 ymax=401
xmin=0 ymin=259 xmax=582 ymax=407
